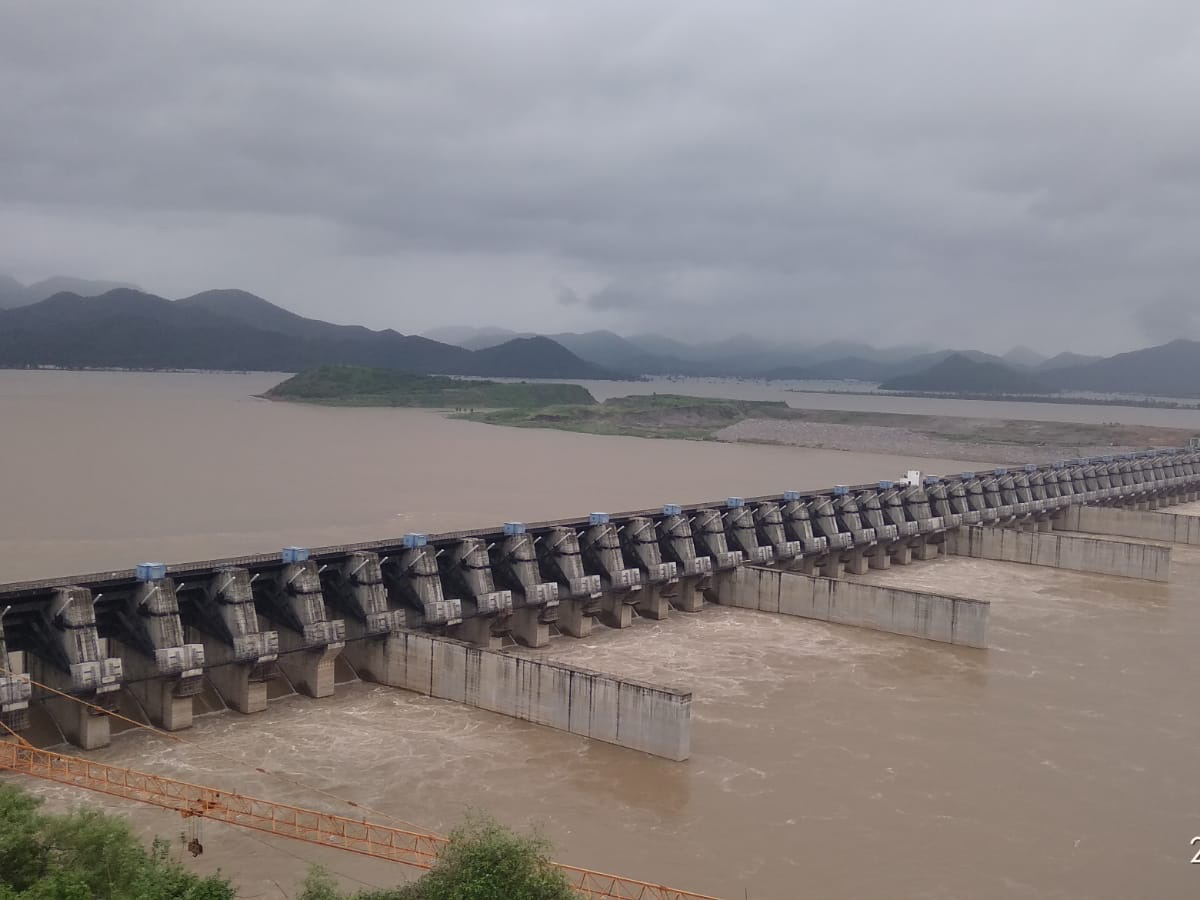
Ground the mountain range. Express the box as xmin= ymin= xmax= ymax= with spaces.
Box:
xmin=421 ymin=325 xmax=1199 ymax=398
xmin=0 ymin=275 xmax=141 ymax=309
xmin=3 ymin=276 xmax=1197 ymax=397
xmin=0 ymin=287 xmax=613 ymax=379
xmin=879 ymin=353 xmax=1054 ymax=394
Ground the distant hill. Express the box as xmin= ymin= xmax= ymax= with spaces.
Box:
xmin=176 ymin=289 xmax=376 ymax=340
xmin=880 ymin=353 xmax=1054 ymax=394
xmin=421 ymin=325 xmax=523 ymax=348
xmin=456 ymin=336 xmax=614 ymax=379
xmin=1044 ymin=340 xmax=1200 ymax=397
xmin=1002 ymin=345 xmax=1047 ymax=369
xmin=459 ymin=331 xmax=536 ymax=351
xmin=1037 ymin=351 xmax=1104 ymax=372
xmin=625 ymin=332 xmax=706 ymax=361
xmin=764 ymin=348 xmax=1014 ymax=383
xmin=547 ymin=330 xmax=684 ymax=374
xmin=764 ymin=356 xmax=896 ymax=382
xmin=624 ymin=332 xmax=804 ymax=373
xmin=0 ymin=274 xmax=27 ymax=309
xmin=803 ymin=340 xmax=934 ymax=365
xmin=0 ymin=289 xmax=616 ymax=379
xmin=0 ymin=274 xmax=141 ymax=309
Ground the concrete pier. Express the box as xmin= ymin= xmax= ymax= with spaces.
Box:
xmin=556 ymin=598 xmax=595 ymax=637
xmin=29 ymin=588 xmax=123 ymax=749
xmin=188 ymin=568 xmax=279 ymax=714
xmin=376 ymin=629 xmax=691 ymax=760
xmin=1056 ymin=504 xmax=1200 ymax=546
xmin=510 ymin=607 xmax=551 ymax=648
xmin=256 ymin=560 xmax=345 ymax=697
xmin=669 ymin=579 xmax=706 ymax=612
xmin=635 ymin=585 xmax=672 ymax=620
xmin=945 ymin=525 xmax=1170 ymax=582
xmin=113 ymin=578 xmax=205 ymax=732
xmin=205 ymin=661 xmax=270 ymax=715
xmin=0 ymin=620 xmax=31 ymax=736
xmin=717 ymin=566 xmax=989 ymax=648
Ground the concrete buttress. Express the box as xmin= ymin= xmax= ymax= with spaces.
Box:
xmin=26 ymin=587 xmax=122 ymax=749
xmin=184 ymin=568 xmax=279 ymax=714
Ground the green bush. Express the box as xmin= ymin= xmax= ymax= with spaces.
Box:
xmin=300 ymin=814 xmax=580 ymax=900
xmin=0 ymin=785 xmax=233 ymax=900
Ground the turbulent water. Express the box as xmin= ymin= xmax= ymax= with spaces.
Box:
xmin=2 ymin=370 xmax=1198 ymax=899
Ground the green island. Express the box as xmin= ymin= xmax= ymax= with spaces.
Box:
xmin=264 ymin=365 xmax=595 ymax=409
xmin=263 ymin=366 xmax=1196 ymax=460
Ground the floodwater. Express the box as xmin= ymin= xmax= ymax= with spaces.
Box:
xmin=2 ymin=370 xmax=1199 ymax=899
xmin=0 ymin=370 xmax=987 ymax=583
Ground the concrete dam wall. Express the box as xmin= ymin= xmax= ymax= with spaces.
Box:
xmin=2 ymin=446 xmax=1198 ymax=755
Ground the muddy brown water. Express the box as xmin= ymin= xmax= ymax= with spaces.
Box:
xmin=2 ymin=370 xmax=1198 ymax=899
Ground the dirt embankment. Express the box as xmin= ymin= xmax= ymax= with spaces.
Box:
xmin=713 ymin=418 xmax=1171 ymax=465
xmin=468 ymin=393 xmax=1196 ymax=463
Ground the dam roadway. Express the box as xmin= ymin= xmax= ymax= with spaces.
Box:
xmin=1 ymin=447 xmax=1196 ymax=760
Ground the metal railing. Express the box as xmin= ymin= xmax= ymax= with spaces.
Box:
xmin=0 ymin=741 xmax=718 ymax=900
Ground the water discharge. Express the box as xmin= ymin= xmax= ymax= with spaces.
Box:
xmin=1 ymin=370 xmax=1197 ymax=899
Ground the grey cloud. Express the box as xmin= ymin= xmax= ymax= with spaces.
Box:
xmin=1135 ymin=293 xmax=1200 ymax=343
xmin=554 ymin=284 xmax=583 ymax=307
xmin=2 ymin=1 xmax=1200 ymax=350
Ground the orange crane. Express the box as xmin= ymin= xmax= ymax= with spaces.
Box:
xmin=0 ymin=738 xmax=718 ymax=900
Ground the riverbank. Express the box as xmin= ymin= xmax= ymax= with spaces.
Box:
xmin=260 ymin=368 xmax=1196 ymax=464
xmin=461 ymin=394 xmax=1195 ymax=464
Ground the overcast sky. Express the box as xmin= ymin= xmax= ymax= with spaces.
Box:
xmin=3 ymin=2 xmax=1199 ymax=353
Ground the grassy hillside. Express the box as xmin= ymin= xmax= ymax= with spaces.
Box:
xmin=265 ymin=365 xmax=596 ymax=408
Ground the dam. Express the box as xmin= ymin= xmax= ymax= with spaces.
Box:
xmin=1 ymin=447 xmax=1197 ymax=762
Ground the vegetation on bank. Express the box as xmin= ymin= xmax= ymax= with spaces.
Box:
xmin=265 ymin=365 xmax=596 ymax=408
xmin=461 ymin=393 xmax=798 ymax=440
xmin=264 ymin=371 xmax=1196 ymax=455
xmin=460 ymin=392 xmax=1197 ymax=451
xmin=298 ymin=815 xmax=579 ymax=899
xmin=0 ymin=784 xmax=233 ymax=899
xmin=0 ymin=785 xmax=581 ymax=900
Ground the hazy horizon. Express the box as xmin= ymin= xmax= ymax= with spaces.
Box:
xmin=1 ymin=273 xmax=1193 ymax=360
xmin=4 ymin=3 xmax=1200 ymax=353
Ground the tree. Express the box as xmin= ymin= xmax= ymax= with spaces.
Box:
xmin=0 ymin=784 xmax=235 ymax=900
xmin=0 ymin=784 xmax=48 ymax=891
xmin=299 ymin=866 xmax=344 ymax=900
xmin=401 ymin=815 xmax=578 ymax=900
xmin=298 ymin=814 xmax=580 ymax=900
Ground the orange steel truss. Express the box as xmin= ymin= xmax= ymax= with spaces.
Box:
xmin=0 ymin=741 xmax=718 ymax=900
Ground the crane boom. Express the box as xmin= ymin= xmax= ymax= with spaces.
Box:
xmin=0 ymin=740 xmax=718 ymax=900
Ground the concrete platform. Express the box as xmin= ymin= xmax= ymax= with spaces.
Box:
xmin=1056 ymin=504 xmax=1200 ymax=546
xmin=945 ymin=525 xmax=1170 ymax=582
xmin=369 ymin=630 xmax=691 ymax=761
xmin=716 ymin=565 xmax=989 ymax=648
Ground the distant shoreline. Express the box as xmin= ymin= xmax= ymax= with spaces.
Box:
xmin=7 ymin=365 xmax=1200 ymax=413
xmin=784 ymin=386 xmax=1200 ymax=410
